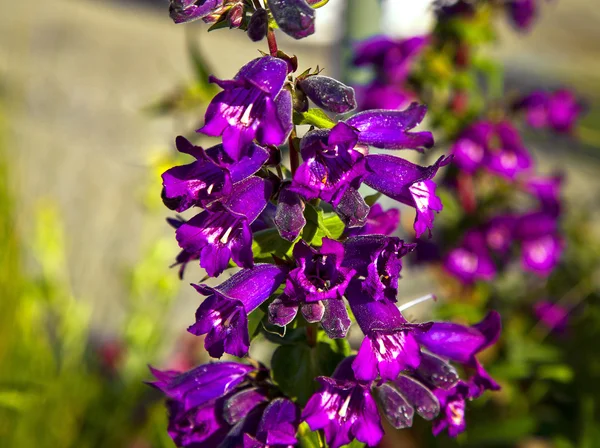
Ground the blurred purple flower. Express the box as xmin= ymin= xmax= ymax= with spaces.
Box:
xmin=445 ymin=231 xmax=496 ymax=284
xmin=514 ymin=89 xmax=583 ymax=133
xmin=169 ymin=0 xmax=224 ymax=24
xmin=533 ymin=300 xmax=569 ymax=333
xmin=345 ymin=203 xmax=400 ymax=237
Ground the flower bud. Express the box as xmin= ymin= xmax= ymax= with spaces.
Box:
xmin=298 ymin=75 xmax=357 ymax=114
xmin=247 ymin=8 xmax=269 ymax=42
xmin=267 ymin=0 xmax=315 ymax=39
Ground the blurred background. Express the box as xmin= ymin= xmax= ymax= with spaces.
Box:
xmin=1 ymin=0 xmax=599 ymax=446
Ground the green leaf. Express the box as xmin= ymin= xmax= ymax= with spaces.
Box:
xmin=297 ymin=422 xmax=324 ymax=448
xmin=363 ymin=192 xmax=381 ymax=207
xmin=247 ymin=308 xmax=265 ymax=340
xmin=293 ymin=109 xmax=336 ymax=129
xmin=302 ymin=203 xmax=345 ymax=246
xmin=252 ymin=228 xmax=294 ymax=262
xmin=537 ymin=364 xmax=574 ymax=383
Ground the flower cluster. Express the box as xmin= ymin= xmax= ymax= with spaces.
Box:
xmin=151 ymin=1 xmax=504 ymax=447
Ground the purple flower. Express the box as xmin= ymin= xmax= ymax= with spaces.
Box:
xmin=355 ymin=82 xmax=415 ymax=112
xmin=515 ymin=212 xmax=563 ymax=276
xmin=345 ymin=203 xmax=400 ymax=237
xmin=415 ymin=311 xmax=501 ymax=394
xmin=148 ymin=362 xmax=255 ymax=447
xmin=483 ymin=215 xmax=518 ymax=255
xmin=345 ymin=103 xmax=434 ymax=152
xmin=243 ymin=398 xmax=299 ymax=447
xmin=346 ymin=282 xmax=431 ymax=381
xmin=188 ymin=264 xmax=288 ymax=358
xmin=444 ymin=231 xmax=496 ymax=284
xmin=514 ymin=89 xmax=583 ymax=133
xmin=291 ymin=122 xmax=367 ymax=207
xmin=450 ymin=121 xmax=532 ymax=179
xmin=431 ymin=380 xmax=471 ymax=437
xmin=199 ymin=56 xmax=293 ymax=161
xmin=268 ymin=239 xmax=354 ymax=338
xmin=526 ymin=174 xmax=563 ymax=216
xmin=302 ymin=356 xmax=384 ymax=448
xmin=364 ymin=154 xmax=451 ymax=238
xmin=353 ymin=36 xmax=428 ymax=84
xmin=506 ymin=0 xmax=537 ymax=30
xmin=176 ymin=176 xmax=272 ymax=277
xmin=169 ymin=0 xmax=223 ymax=24
xmin=343 ymin=235 xmax=416 ymax=302
xmin=533 ymin=300 xmax=569 ymax=333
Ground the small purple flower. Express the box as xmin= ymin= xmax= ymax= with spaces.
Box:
xmin=199 ymin=56 xmax=293 ymax=161
xmin=269 ymin=239 xmax=354 ymax=338
xmin=483 ymin=215 xmax=518 ymax=255
xmin=353 ymin=36 xmax=428 ymax=84
xmin=188 ymin=264 xmax=288 ymax=358
xmin=515 ymin=212 xmax=563 ymax=276
xmin=526 ymin=174 xmax=563 ymax=216
xmin=415 ymin=311 xmax=501 ymax=394
xmin=444 ymin=231 xmax=496 ymax=284
xmin=345 ymin=203 xmax=400 ymax=237
xmin=291 ymin=122 xmax=367 ymax=207
xmin=533 ymin=300 xmax=569 ymax=333
xmin=243 ymin=398 xmax=299 ymax=447
xmin=364 ymin=154 xmax=451 ymax=238
xmin=450 ymin=121 xmax=493 ymax=173
xmin=176 ymin=176 xmax=272 ymax=277
xmin=302 ymin=356 xmax=385 ymax=448
xmin=344 ymin=235 xmax=416 ymax=302
xmin=432 ymin=380 xmax=471 ymax=437
xmin=355 ymin=82 xmax=415 ymax=112
xmin=514 ymin=89 xmax=583 ymax=134
xmin=169 ymin=0 xmax=223 ymax=24
xmin=506 ymin=0 xmax=537 ymax=30
xmin=345 ymin=103 xmax=435 ymax=152
xmin=347 ymin=282 xmax=432 ymax=381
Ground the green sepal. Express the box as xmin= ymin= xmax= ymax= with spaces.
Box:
xmin=293 ymin=109 xmax=336 ymax=129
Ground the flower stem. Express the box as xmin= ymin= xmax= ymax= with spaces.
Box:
xmin=306 ymin=324 xmax=318 ymax=347
xmin=267 ymin=29 xmax=278 ymax=57
xmin=289 ymin=127 xmax=299 ymax=176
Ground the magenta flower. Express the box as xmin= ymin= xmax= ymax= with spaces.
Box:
xmin=175 ymin=176 xmax=272 ymax=277
xmin=514 ymin=89 xmax=583 ymax=134
xmin=345 ymin=203 xmax=400 ymax=237
xmin=242 ymin=398 xmax=299 ymax=447
xmin=364 ymin=154 xmax=451 ymax=238
xmin=188 ymin=264 xmax=287 ymax=358
xmin=199 ymin=56 xmax=293 ymax=161
xmin=268 ymin=239 xmax=354 ymax=338
xmin=445 ymin=231 xmax=496 ymax=284
xmin=343 ymin=235 xmax=416 ymax=302
xmin=302 ymin=356 xmax=384 ymax=448
xmin=533 ymin=300 xmax=569 ymax=333
xmin=515 ymin=212 xmax=564 ymax=276
xmin=353 ymin=35 xmax=428 ymax=83
xmin=346 ymin=282 xmax=432 ymax=381
xmin=291 ymin=122 xmax=367 ymax=207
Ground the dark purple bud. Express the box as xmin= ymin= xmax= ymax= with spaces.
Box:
xmin=298 ymin=75 xmax=357 ymax=114
xmin=335 ymin=187 xmax=369 ymax=228
xmin=267 ymin=0 xmax=315 ymax=39
xmin=223 ymin=388 xmax=268 ymax=425
xmin=321 ymin=298 xmax=351 ymax=339
xmin=393 ymin=374 xmax=440 ymax=420
xmin=268 ymin=297 xmax=298 ymax=327
xmin=274 ymin=184 xmax=307 ymax=241
xmin=169 ymin=0 xmax=223 ymax=24
xmin=417 ymin=352 xmax=459 ymax=390
xmin=375 ymin=383 xmax=414 ymax=429
xmin=247 ymin=8 xmax=269 ymax=42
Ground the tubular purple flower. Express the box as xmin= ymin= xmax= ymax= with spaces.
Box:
xmin=450 ymin=122 xmax=493 ymax=173
xmin=355 ymin=82 xmax=415 ymax=112
xmin=533 ymin=300 xmax=569 ymax=333
xmin=345 ymin=203 xmax=400 ymax=237
xmin=444 ymin=231 xmax=496 ymax=284
xmin=169 ymin=0 xmax=223 ymax=24
xmin=243 ymin=398 xmax=299 ymax=447
xmin=175 ymin=176 xmax=272 ymax=277
xmin=148 ymin=362 xmax=254 ymax=411
xmin=364 ymin=154 xmax=451 ymax=238
xmin=345 ymin=103 xmax=435 ymax=151
xmin=515 ymin=212 xmax=563 ymax=276
xmin=485 ymin=122 xmax=532 ymax=179
xmin=432 ymin=380 xmax=471 ymax=437
xmin=302 ymin=356 xmax=384 ymax=448
xmin=187 ymin=263 xmax=288 ymax=358
xmin=291 ymin=122 xmax=367 ymax=207
xmin=162 ymin=136 xmax=233 ymax=212
xmin=515 ymin=89 xmax=583 ymax=133
xmin=343 ymin=235 xmax=416 ymax=302
xmin=199 ymin=56 xmax=293 ymax=161
xmin=346 ymin=282 xmax=431 ymax=381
